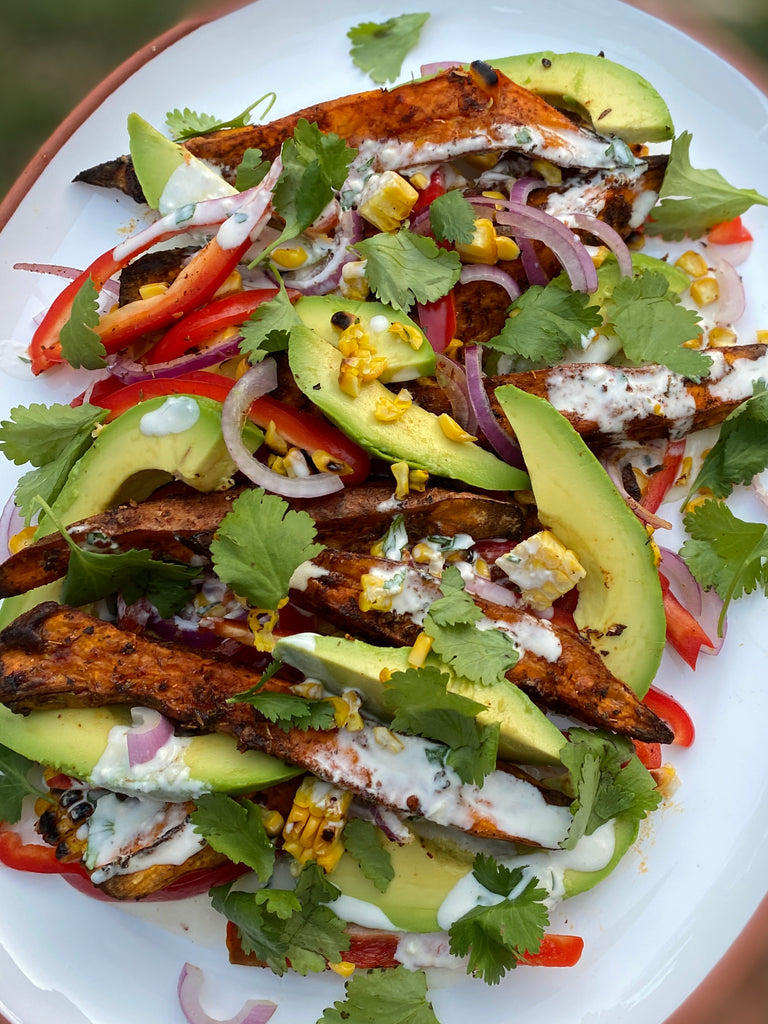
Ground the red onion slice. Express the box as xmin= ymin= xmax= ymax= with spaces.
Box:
xmin=178 ymin=963 xmax=277 ymax=1024
xmin=464 ymin=573 xmax=521 ymax=608
xmin=599 ymin=450 xmax=673 ymax=530
xmin=711 ymin=259 xmax=746 ymax=326
xmin=567 ymin=214 xmax=634 ymax=279
xmin=464 ymin=345 xmax=525 ymax=469
xmin=1 ymin=491 xmax=24 ymax=559
xmin=221 ymin=361 xmax=343 ymax=497
xmin=658 ymin=546 xmax=724 ymax=654
xmin=434 ymin=353 xmax=477 ymax=434
xmin=494 ymin=205 xmax=598 ymax=293
xmin=107 ymin=334 xmax=243 ymax=384
xmin=459 ymin=265 xmax=521 ymax=303
xmin=125 ymin=707 xmax=175 ymax=767
xmin=282 ymin=211 xmax=363 ymax=296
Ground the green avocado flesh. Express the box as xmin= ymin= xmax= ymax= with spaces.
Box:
xmin=288 ymin=324 xmax=529 ymax=492
xmin=36 ymin=394 xmax=262 ymax=536
xmin=488 ymin=51 xmax=674 ymax=144
xmin=494 ymin=385 xmax=665 ymax=697
xmin=330 ymin=814 xmax=638 ymax=932
xmin=0 ymin=703 xmax=299 ymax=794
xmin=294 ymin=295 xmax=436 ymax=382
xmin=273 ymin=632 xmax=565 ymax=766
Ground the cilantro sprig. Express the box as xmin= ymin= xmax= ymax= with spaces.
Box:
xmin=58 ymin=279 xmax=107 ymax=370
xmin=354 ymin=229 xmax=462 ymax=312
xmin=318 ymin=965 xmax=440 ymax=1024
xmin=428 ymin=190 xmax=477 ymax=245
xmin=239 ymin=277 xmax=302 ymax=363
xmin=166 ymin=93 xmax=277 ymax=141
xmin=342 ymin=818 xmax=394 ymax=893
xmin=684 ymin=386 xmax=768 ymax=501
xmin=347 ymin=13 xmax=430 ymax=84
xmin=485 ymin=283 xmax=602 ymax=365
xmin=646 ymin=132 xmax=768 ymax=240
xmin=233 ymin=689 xmax=337 ymax=732
xmin=190 ymin=792 xmax=275 ymax=881
xmin=0 ymin=745 xmax=49 ymax=823
xmin=448 ymin=854 xmax=549 ymax=984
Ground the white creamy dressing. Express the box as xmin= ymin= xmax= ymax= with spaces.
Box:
xmin=311 ymin=725 xmax=571 ymax=847
xmin=0 ymin=337 xmax=35 ymax=380
xmin=708 ymin=348 xmax=768 ymax=402
xmin=90 ymin=719 xmax=207 ymax=801
xmin=288 ymin=560 xmax=329 ymax=591
xmin=545 ymin=362 xmax=697 ymax=439
xmin=139 ymin=395 xmax=200 ymax=437
xmin=545 ymin=165 xmax=655 ymax=230
xmin=481 ymin=614 xmax=562 ymax=663
xmin=158 ymin=158 xmax=238 ymax=216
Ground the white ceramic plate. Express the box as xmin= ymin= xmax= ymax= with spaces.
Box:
xmin=1 ymin=1 xmax=768 ymax=1022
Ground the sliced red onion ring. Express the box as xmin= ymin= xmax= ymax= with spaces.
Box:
xmin=459 ymin=264 xmax=521 ymax=303
xmin=509 ymin=177 xmax=545 ymax=205
xmin=464 ymin=573 xmax=521 ymax=608
xmin=282 ymin=210 xmax=362 ymax=296
xmin=658 ymin=546 xmax=724 ymax=654
xmin=125 ymin=707 xmax=175 ymax=767
xmin=711 ymin=259 xmax=746 ymax=326
xmin=178 ymin=963 xmax=277 ymax=1024
xmin=107 ymin=334 xmax=243 ymax=384
xmin=494 ymin=205 xmax=598 ymax=293
xmin=599 ymin=452 xmax=672 ymax=530
xmin=0 ymin=491 xmax=24 ymax=559
xmin=434 ymin=353 xmax=477 ymax=434
xmin=420 ymin=61 xmax=463 ymax=75
xmin=14 ymin=262 xmax=82 ymax=279
xmin=568 ymin=214 xmax=633 ymax=279
xmin=704 ymin=239 xmax=753 ymax=268
xmin=464 ymin=345 xmax=525 ymax=469
xmin=221 ymin=361 xmax=343 ymax=497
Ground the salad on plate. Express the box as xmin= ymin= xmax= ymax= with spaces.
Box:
xmin=1 ymin=13 xmax=768 ymax=1024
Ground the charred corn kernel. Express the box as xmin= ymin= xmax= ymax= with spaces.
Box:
xmin=138 ymin=281 xmax=170 ymax=300
xmin=653 ymin=762 xmax=680 ymax=798
xmin=358 ymin=171 xmax=418 ymax=232
xmin=675 ymin=455 xmax=693 ymax=489
xmin=233 ymin=355 xmax=251 ymax=379
xmin=337 ymin=322 xmax=370 ymax=356
xmin=456 ymin=218 xmax=498 ymax=265
xmin=326 ymin=696 xmax=352 ymax=728
xmin=708 ymin=326 xmax=738 ymax=347
xmin=438 ymin=412 xmax=477 ymax=443
xmin=282 ymin=778 xmax=352 ymax=870
xmin=340 ymin=260 xmax=369 ymax=300
xmin=375 ymin=389 xmax=413 ymax=422
xmin=9 ymin=526 xmax=37 ymax=554
xmin=407 ymin=632 xmax=434 ymax=667
xmin=410 ymin=172 xmax=429 ymax=190
xmin=474 ymin=557 xmax=491 ymax=579
xmin=683 ymin=334 xmax=704 ymax=349
xmin=247 ymin=606 xmax=282 ymax=652
xmin=311 ymin=449 xmax=354 ymax=476
xmin=284 ymin=447 xmax=311 ymax=478
xmin=495 ymin=234 xmax=520 ymax=261
xmin=496 ymin=530 xmax=586 ymax=611
xmin=590 ymin=245 xmax=611 ymax=269
xmin=329 ymin=961 xmax=356 ymax=979
xmin=379 ymin=667 xmax=393 ymax=683
xmin=267 ymin=453 xmax=288 ymax=475
xmin=373 ymin=726 xmax=404 ymax=752
xmin=408 ymin=468 xmax=429 ymax=492
xmin=326 ymin=690 xmax=363 ymax=731
xmin=213 ymin=268 xmax=243 ymax=298
xmin=389 ymin=321 xmax=424 ymax=350
xmin=532 ymin=158 xmax=562 ymax=185
xmin=646 ymin=527 xmax=661 ymax=567
xmin=757 ymin=329 xmax=768 ymax=343
xmin=34 ymin=796 xmax=50 ymax=816
xmin=338 ymin=361 xmax=361 ymax=397
xmin=292 ymin=680 xmax=325 ymax=700
xmin=391 ymin=461 xmax=411 ymax=499
xmin=260 ymin=809 xmax=285 ymax=837
xmin=271 ymin=245 xmax=308 ymax=269
xmin=627 ymin=232 xmax=645 ymax=251
xmin=265 ymin=419 xmax=289 ymax=455
xmin=412 ymin=542 xmax=437 ymax=564
xmin=466 ymin=150 xmax=502 ymax=170
xmin=675 ymin=250 xmax=708 ymax=278
xmin=690 ymin=276 xmax=719 ymax=307
xmin=359 ymin=569 xmax=406 ymax=612
xmin=481 ymin=190 xmax=506 ymax=208
xmin=444 ymin=336 xmax=463 ymax=359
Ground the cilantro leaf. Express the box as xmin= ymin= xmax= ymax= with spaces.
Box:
xmin=234 ymin=147 xmax=270 ymax=192
xmin=0 ymin=745 xmax=47 ymax=823
xmin=59 ymin=279 xmax=107 ymax=370
xmin=210 ymin=488 xmax=324 ymax=612
xmin=559 ymin=728 xmax=660 ymax=849
xmin=190 ymin=793 xmax=275 ymax=880
xmin=607 ymin=272 xmax=709 ymax=380
xmin=318 ymin=965 xmax=440 ymax=1024
xmin=211 ymin=862 xmax=347 ymax=976
xmin=354 ymin=229 xmax=462 ymax=312
xmin=342 ymin=819 xmax=394 ymax=893
xmin=166 ymin=92 xmax=277 ymax=141
xmin=485 ymin=283 xmax=602 ymax=364
xmin=448 ymin=855 xmax=549 ymax=984
xmin=235 ymin=690 xmax=336 ymax=731
xmin=347 ymin=13 xmax=430 ymax=84
xmin=429 ymin=190 xmax=477 ymax=245
xmin=682 ymin=499 xmax=768 ymax=632
xmin=271 ymin=120 xmax=357 ymax=246
xmin=685 ymin=388 xmax=768 ymax=500
xmin=239 ymin=280 xmax=302 ymax=363
xmin=426 ymin=565 xmax=482 ymax=627
xmin=646 ymin=132 xmax=768 ymax=240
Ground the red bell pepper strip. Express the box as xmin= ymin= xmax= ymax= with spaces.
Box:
xmin=416 ymin=290 xmax=457 ymax=354
xmin=706 ymin=216 xmax=753 ymax=246
xmin=642 ymin=439 xmax=686 ymax=514
xmin=0 ymin=828 xmax=89 ymax=876
xmin=632 ymin=740 xmax=662 ymax=770
xmin=411 ymin=167 xmax=447 ymax=216
xmin=143 ymin=287 xmax=287 ymax=364
xmin=659 ymin=571 xmax=713 ymax=671
xmin=642 ymin=686 xmax=695 ymax=747
xmin=91 ymin=370 xmax=372 ymax=486
xmin=520 ymin=933 xmax=584 ymax=967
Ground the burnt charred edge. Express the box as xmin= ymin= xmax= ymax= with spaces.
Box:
xmin=0 ymin=601 xmax=61 ymax=653
xmin=117 ymin=246 xmax=201 ymax=305
xmin=73 ymin=155 xmax=146 ymax=204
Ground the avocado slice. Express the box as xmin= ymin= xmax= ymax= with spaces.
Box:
xmin=487 ymin=51 xmax=674 ymax=144
xmin=36 ymin=394 xmax=262 ymax=535
xmin=330 ymin=813 xmax=638 ymax=932
xmin=288 ymin=324 xmax=529 ymax=492
xmin=0 ymin=703 xmax=300 ymax=795
xmin=128 ymin=113 xmax=238 ymax=213
xmin=294 ymin=295 xmax=436 ymax=382
xmin=494 ymin=385 xmax=665 ymax=697
xmin=273 ymin=632 xmax=565 ymax=766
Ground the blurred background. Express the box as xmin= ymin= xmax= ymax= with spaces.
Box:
xmin=0 ymin=2 xmax=765 ymax=1023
